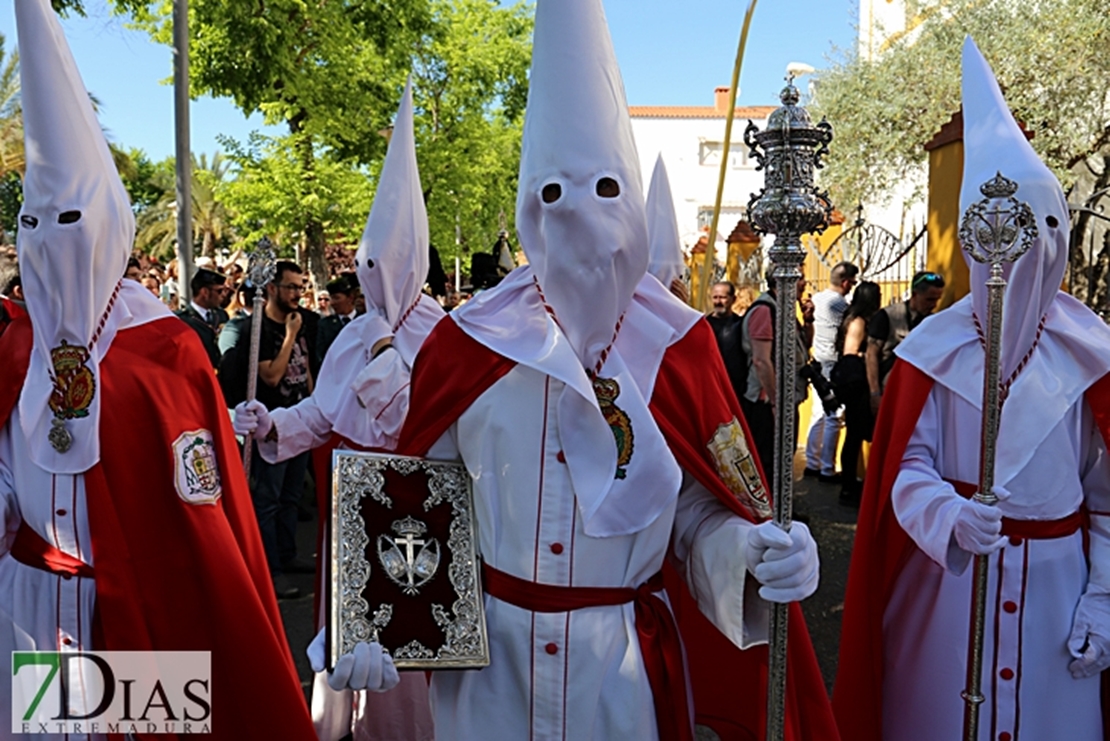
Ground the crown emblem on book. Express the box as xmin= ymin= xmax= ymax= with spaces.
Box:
xmin=392 ymin=516 xmax=428 ymax=539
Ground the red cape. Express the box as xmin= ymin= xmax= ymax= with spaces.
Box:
xmin=0 ymin=315 xmax=315 ymax=740
xmin=832 ymin=359 xmax=1110 ymax=741
xmin=398 ymin=316 xmax=839 ymax=741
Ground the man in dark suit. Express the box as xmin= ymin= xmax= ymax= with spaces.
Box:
xmin=176 ymin=267 xmax=229 ymax=368
xmin=316 ymin=277 xmax=358 ymax=363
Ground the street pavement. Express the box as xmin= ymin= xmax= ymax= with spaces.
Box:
xmin=279 ymin=451 xmax=859 ymax=700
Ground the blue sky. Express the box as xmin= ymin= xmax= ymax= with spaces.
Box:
xmin=0 ymin=0 xmax=858 ymax=160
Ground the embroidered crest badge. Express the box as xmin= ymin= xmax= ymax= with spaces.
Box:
xmin=592 ymin=377 xmax=634 ymax=479
xmin=47 ymin=340 xmax=96 ymax=453
xmin=707 ymin=418 xmax=771 ymax=518
xmin=173 ymin=430 xmax=222 ymax=505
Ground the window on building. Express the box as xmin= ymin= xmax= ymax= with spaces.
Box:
xmin=697 ymin=207 xmax=747 ymax=233
xmin=698 ymin=141 xmax=748 ymax=169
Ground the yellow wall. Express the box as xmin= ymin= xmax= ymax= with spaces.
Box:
xmin=927 ymin=139 xmax=970 ymax=309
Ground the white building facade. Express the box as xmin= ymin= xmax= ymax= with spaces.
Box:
xmin=630 ymin=88 xmax=774 ymax=263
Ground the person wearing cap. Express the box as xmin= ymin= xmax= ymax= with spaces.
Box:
xmin=834 ymin=39 xmax=1110 ymax=741
xmin=0 ymin=1 xmax=315 ymax=737
xmin=176 ymin=267 xmax=229 ymax=368
xmin=390 ymin=2 xmax=836 ymax=739
xmin=316 ymin=277 xmax=359 ymax=363
xmin=866 ymin=269 xmax=945 ymax=414
xmin=234 ymin=80 xmax=441 ymax=741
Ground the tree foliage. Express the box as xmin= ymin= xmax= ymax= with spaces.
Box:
xmin=814 ymin=0 xmax=1110 ymax=209
xmin=135 ymin=152 xmax=235 ymax=259
xmin=217 ymin=132 xmax=372 ymax=257
xmin=412 ymin=0 xmax=532 ymax=261
xmin=0 ymin=35 xmax=21 ymax=182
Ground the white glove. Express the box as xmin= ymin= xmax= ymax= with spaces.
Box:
xmin=744 ymin=521 xmax=820 ymax=603
xmin=233 ymin=399 xmax=272 ymax=438
xmin=307 ymin=629 xmax=400 ymax=693
xmin=1068 ymin=594 xmax=1110 ymax=679
xmin=951 ymin=488 xmax=1009 ymax=556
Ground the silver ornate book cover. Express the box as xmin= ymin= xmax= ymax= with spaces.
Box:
xmin=328 ymin=450 xmax=490 ymax=670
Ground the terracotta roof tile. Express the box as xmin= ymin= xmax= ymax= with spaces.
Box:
xmin=629 ymin=105 xmax=776 ymax=120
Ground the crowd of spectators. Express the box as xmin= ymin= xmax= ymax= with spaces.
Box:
xmin=704 ymin=267 xmax=945 ymax=508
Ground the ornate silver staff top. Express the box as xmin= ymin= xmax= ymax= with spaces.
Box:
xmin=744 ymin=76 xmax=834 ymax=741
xmin=241 ymin=237 xmax=277 ymax=473
xmin=957 ymin=171 xmax=1037 ymax=741
xmin=246 ymin=237 xmax=278 ymax=293
xmin=960 ymin=172 xmax=1037 ymax=267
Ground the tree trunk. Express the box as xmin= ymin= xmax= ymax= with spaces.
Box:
xmin=289 ymin=113 xmax=329 ymax=294
xmin=202 ymin=229 xmax=215 ymax=259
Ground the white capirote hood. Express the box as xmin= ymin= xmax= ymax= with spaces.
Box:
xmin=645 ymin=154 xmax=684 ymax=289
xmin=896 ymin=37 xmax=1110 ymax=488
xmin=354 ymin=76 xmax=442 ymax=367
xmin=16 ymin=0 xmax=166 ymax=474
xmin=515 ymin=0 xmax=649 ymax=373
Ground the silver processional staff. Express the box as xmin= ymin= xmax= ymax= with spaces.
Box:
xmin=241 ymin=238 xmax=277 ymax=474
xmin=958 ymin=171 xmax=1037 ymax=741
xmin=744 ymin=76 xmax=834 ymax=741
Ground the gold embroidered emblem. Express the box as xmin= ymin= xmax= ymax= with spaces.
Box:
xmin=707 ymin=418 xmax=771 ymax=518
xmin=592 ymin=377 xmax=634 ymax=479
xmin=48 ymin=340 xmax=95 ymax=420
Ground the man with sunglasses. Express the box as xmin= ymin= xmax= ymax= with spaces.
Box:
xmin=175 ymin=267 xmax=229 ymax=369
xmin=867 ymin=270 xmax=945 ymax=415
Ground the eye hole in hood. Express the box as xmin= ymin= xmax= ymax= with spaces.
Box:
xmin=542 ymin=182 xmax=562 ymax=204
xmin=58 ymin=210 xmax=81 ymax=224
xmin=596 ymin=177 xmax=620 ymax=198
xmin=20 ymin=214 xmax=38 ymax=229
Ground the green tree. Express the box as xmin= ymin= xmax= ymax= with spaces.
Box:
xmin=412 ymin=0 xmax=532 ymax=266
xmin=218 ymin=133 xmax=372 ymax=261
xmin=0 ymin=34 xmax=21 ymax=182
xmin=114 ymin=0 xmax=432 ymax=289
xmin=117 ymin=148 xmax=175 ymax=215
xmin=135 ymin=152 xmax=235 ymax=259
xmin=111 ymin=0 xmax=533 ymax=284
xmin=814 ymin=0 xmax=1110 ymax=210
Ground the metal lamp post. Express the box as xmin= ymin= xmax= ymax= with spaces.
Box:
xmin=743 ymin=77 xmax=834 ymax=741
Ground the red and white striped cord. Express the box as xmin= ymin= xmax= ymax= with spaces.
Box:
xmin=972 ymin=312 xmax=1047 ymax=404
xmin=88 ymin=280 xmax=123 ymax=350
xmin=532 ymin=276 xmax=623 ymax=378
xmin=393 ymin=294 xmax=422 ymax=333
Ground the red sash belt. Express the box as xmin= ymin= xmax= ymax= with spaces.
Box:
xmin=947 ymin=479 xmax=1087 ymax=539
xmin=9 ymin=520 xmax=94 ymax=579
xmin=482 ymin=562 xmax=692 ymax=741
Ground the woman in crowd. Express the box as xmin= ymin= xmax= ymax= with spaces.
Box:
xmin=833 ymin=280 xmax=881 ymax=506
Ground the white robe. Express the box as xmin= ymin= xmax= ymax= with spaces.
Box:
xmin=0 ymin=407 xmax=101 ymax=741
xmin=259 ymin=320 xmax=435 ymax=741
xmin=423 ymin=346 xmax=770 ymax=741
xmin=884 ymin=382 xmax=1110 ymax=741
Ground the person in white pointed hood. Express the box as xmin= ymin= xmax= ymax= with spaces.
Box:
xmin=0 ymin=1 xmax=316 ymax=738
xmin=833 ymin=37 xmax=1110 ymax=741
xmin=645 ymin=153 xmax=688 ymax=301
xmin=387 ymin=1 xmax=836 ymax=739
xmin=234 ymin=78 xmax=439 ymax=741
